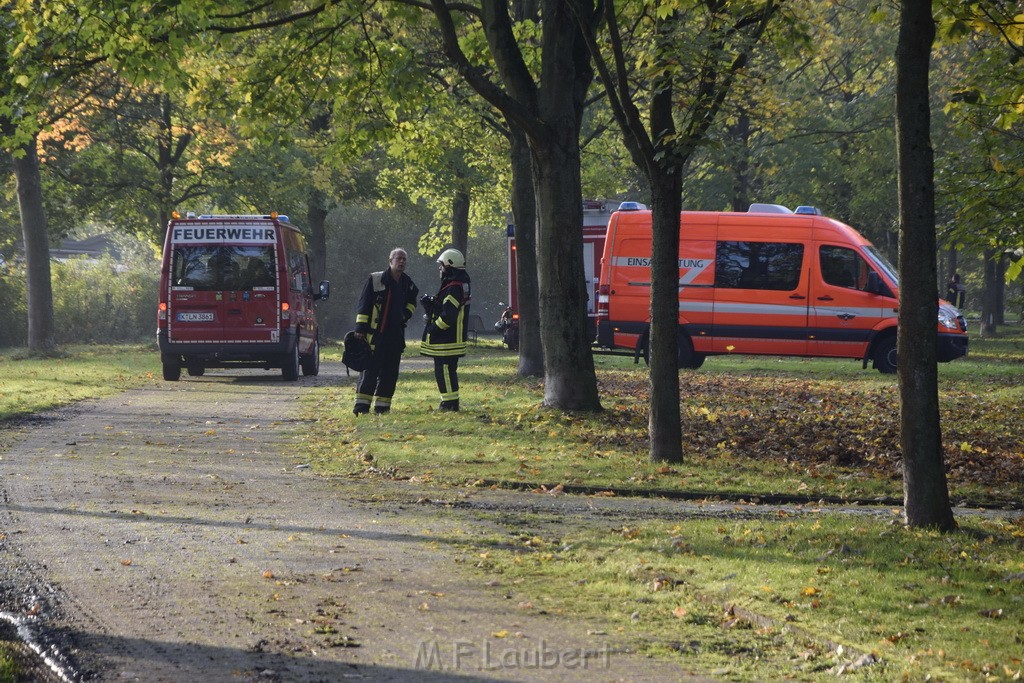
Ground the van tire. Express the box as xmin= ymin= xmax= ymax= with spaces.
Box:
xmin=301 ymin=336 xmax=320 ymax=376
xmin=678 ymin=335 xmax=706 ymax=370
xmin=281 ymin=341 xmax=300 ymax=381
xmin=873 ymin=336 xmax=897 ymax=374
xmin=162 ymin=360 xmax=181 ymax=382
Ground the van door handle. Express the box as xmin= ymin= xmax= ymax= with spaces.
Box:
xmin=228 ymin=308 xmax=242 ymax=315
xmin=836 ymin=313 xmax=855 ymax=321
xmin=817 ymin=295 xmax=834 ymax=301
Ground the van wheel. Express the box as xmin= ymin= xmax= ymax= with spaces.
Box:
xmin=678 ymin=335 xmax=706 ymax=370
xmin=301 ymin=336 xmax=320 ymax=376
xmin=873 ymin=336 xmax=898 ymax=374
xmin=282 ymin=341 xmax=300 ymax=381
xmin=162 ymin=360 xmax=181 ymax=381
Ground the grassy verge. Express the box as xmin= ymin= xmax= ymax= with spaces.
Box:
xmin=307 ymin=336 xmax=1024 ymax=507
xmin=305 ymin=333 xmax=1024 ymax=681
xmin=0 ymin=345 xmax=160 ymax=424
xmin=448 ymin=511 xmax=1024 ymax=681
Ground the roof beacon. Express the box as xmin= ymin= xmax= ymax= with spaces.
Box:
xmin=618 ymin=201 xmax=647 ymax=211
xmin=795 ymin=206 xmax=822 ymax=216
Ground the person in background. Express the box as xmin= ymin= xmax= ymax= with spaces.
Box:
xmin=946 ymin=272 xmax=966 ymax=309
xmin=421 ymin=248 xmax=471 ymax=411
xmin=353 ymin=248 xmax=419 ymax=415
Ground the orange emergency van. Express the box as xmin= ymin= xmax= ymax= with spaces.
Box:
xmin=595 ymin=204 xmax=968 ymax=373
xmin=157 ymin=212 xmax=329 ymax=381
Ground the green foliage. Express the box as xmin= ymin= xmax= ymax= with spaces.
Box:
xmin=0 ymin=262 xmax=28 ymax=347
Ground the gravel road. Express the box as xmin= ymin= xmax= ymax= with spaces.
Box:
xmin=0 ymin=361 xmax=710 ymax=682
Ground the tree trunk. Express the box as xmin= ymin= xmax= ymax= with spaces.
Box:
xmin=306 ymin=112 xmax=332 ymax=285
xmin=509 ymin=125 xmax=543 ymax=377
xmin=532 ymin=135 xmax=601 ymax=410
xmin=996 ymin=253 xmax=1006 ymax=325
xmin=12 ymin=139 xmax=57 ymax=352
xmin=451 ymin=188 xmax=470 ymax=256
xmin=648 ymin=173 xmax=683 ymax=463
xmin=306 ymin=188 xmax=329 ymax=283
xmin=728 ymin=113 xmax=752 ymax=213
xmin=895 ymin=0 xmax=954 ymax=530
xmin=980 ymin=248 xmax=999 ymax=336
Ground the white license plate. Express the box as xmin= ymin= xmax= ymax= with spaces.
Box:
xmin=176 ymin=312 xmax=215 ymax=322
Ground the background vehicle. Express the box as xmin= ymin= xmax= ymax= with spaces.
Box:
xmin=157 ymin=212 xmax=329 ymax=381
xmin=595 ymin=203 xmax=968 ymax=373
xmin=494 ymin=303 xmax=519 ymax=351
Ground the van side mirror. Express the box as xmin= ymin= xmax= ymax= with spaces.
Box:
xmin=315 ymin=280 xmax=330 ymax=301
xmin=865 ymin=272 xmax=883 ymax=295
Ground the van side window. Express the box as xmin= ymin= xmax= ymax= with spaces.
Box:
xmin=287 ymin=249 xmax=310 ymax=293
xmin=820 ymin=245 xmax=871 ymax=290
xmin=715 ymin=241 xmax=803 ymax=291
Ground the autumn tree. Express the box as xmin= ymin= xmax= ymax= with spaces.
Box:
xmin=581 ymin=0 xmax=780 ymax=461
xmin=426 ymin=0 xmax=603 ymax=410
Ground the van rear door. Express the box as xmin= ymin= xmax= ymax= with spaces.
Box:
xmin=166 ymin=221 xmax=281 ymax=345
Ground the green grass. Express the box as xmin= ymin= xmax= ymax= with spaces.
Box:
xmin=0 ymin=344 xmax=160 ymax=423
xmin=449 ymin=513 xmax=1024 ymax=681
xmin=306 ymin=336 xmax=1024 ymax=507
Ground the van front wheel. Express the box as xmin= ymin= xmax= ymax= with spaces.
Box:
xmin=301 ymin=336 xmax=320 ymax=376
xmin=873 ymin=336 xmax=897 ymax=374
xmin=282 ymin=341 xmax=300 ymax=381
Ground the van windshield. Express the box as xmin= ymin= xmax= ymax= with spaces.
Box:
xmin=863 ymin=246 xmax=899 ymax=286
xmin=172 ymin=246 xmax=276 ymax=290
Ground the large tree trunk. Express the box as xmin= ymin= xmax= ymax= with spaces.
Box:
xmin=509 ymin=125 xmax=543 ymax=377
xmin=648 ymin=172 xmax=683 ymax=463
xmin=532 ymin=133 xmax=601 ymax=410
xmin=895 ymin=0 xmax=954 ymax=530
xmin=13 ymin=139 xmax=56 ymax=352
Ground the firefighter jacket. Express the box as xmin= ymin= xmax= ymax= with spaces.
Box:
xmin=355 ymin=268 xmax=418 ymax=350
xmin=421 ymin=269 xmax=471 ymax=357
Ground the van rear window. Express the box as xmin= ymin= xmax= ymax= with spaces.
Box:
xmin=172 ymin=246 xmax=276 ymax=290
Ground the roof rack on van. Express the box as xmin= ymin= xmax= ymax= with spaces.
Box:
xmin=747 ymin=203 xmax=793 ymax=214
xmin=196 ymin=214 xmax=290 ymax=222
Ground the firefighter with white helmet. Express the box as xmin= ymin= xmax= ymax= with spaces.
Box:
xmin=420 ymin=247 xmax=471 ymax=411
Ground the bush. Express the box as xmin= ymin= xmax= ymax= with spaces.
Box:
xmin=0 ymin=263 xmax=28 ymax=347
xmin=51 ymin=256 xmax=159 ymax=345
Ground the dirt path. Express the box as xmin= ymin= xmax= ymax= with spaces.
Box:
xmin=0 ymin=362 xmax=709 ymax=682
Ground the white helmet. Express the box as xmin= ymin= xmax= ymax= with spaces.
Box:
xmin=436 ymin=248 xmax=466 ymax=269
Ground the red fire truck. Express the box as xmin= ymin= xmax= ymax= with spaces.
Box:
xmin=506 ymin=200 xmax=628 ymax=338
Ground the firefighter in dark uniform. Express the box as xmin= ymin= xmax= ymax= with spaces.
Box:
xmin=421 ymin=248 xmax=471 ymax=411
xmin=353 ymin=248 xmax=419 ymax=415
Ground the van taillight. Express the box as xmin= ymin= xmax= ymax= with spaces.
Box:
xmin=281 ymin=301 xmax=290 ymax=320
xmin=158 ymin=301 xmax=167 ymax=323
